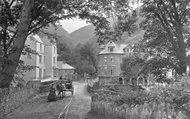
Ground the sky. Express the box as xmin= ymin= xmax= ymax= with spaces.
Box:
xmin=60 ymin=2 xmax=142 ymax=33
xmin=60 ymin=18 xmax=90 ymax=33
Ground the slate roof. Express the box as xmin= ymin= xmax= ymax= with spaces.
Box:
xmin=57 ymin=61 xmax=75 ymax=70
xmin=99 ymin=41 xmax=127 ymax=55
xmin=32 ymin=34 xmax=43 ymax=43
xmin=27 ymin=34 xmax=43 ymax=43
xmin=38 ymin=32 xmax=56 ymax=46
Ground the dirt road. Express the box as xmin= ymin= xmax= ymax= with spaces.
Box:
xmin=4 ymin=92 xmax=71 ymax=119
xmin=4 ymin=81 xmax=95 ymax=119
xmin=59 ymin=81 xmax=92 ymax=119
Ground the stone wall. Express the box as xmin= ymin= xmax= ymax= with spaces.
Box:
xmin=0 ymin=80 xmax=40 ymax=118
xmin=98 ymin=76 xmax=120 ymax=85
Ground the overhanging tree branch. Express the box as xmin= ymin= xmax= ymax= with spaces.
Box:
xmin=28 ymin=14 xmax=78 ymax=35
xmin=7 ymin=30 xmax=17 ymax=48
xmin=8 ymin=0 xmax=15 ymax=8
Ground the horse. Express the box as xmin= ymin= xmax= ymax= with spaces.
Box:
xmin=56 ymin=82 xmax=66 ymax=98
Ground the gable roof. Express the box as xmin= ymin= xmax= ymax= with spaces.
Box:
xmin=62 ymin=63 xmax=75 ymax=70
xmin=27 ymin=34 xmax=43 ymax=44
xmin=57 ymin=61 xmax=75 ymax=70
xmin=38 ymin=32 xmax=56 ymax=46
xmin=99 ymin=41 xmax=127 ymax=55
xmin=33 ymin=34 xmax=43 ymax=43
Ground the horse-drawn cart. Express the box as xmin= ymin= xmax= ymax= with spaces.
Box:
xmin=56 ymin=79 xmax=74 ymax=98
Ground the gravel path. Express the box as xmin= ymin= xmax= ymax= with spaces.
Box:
xmin=59 ymin=82 xmax=92 ymax=119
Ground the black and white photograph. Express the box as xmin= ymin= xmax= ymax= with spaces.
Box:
xmin=0 ymin=0 xmax=190 ymax=119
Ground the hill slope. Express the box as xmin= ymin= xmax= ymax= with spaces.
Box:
xmin=43 ymin=24 xmax=74 ymax=48
xmin=41 ymin=6 xmax=144 ymax=48
xmin=69 ymin=25 xmax=95 ymax=45
xmin=69 ymin=7 xmax=144 ymax=46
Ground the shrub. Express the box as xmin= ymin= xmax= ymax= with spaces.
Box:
xmin=92 ymin=76 xmax=190 ymax=118
xmin=87 ymin=79 xmax=100 ymax=93
xmin=39 ymin=81 xmax=56 ymax=93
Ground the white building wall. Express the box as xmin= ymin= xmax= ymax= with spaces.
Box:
xmin=44 ymin=45 xmax=58 ymax=78
xmin=35 ymin=42 xmax=45 ymax=79
xmin=20 ymin=35 xmax=45 ymax=82
xmin=21 ymin=33 xmax=58 ymax=81
xmin=52 ymin=45 xmax=58 ymax=67
xmin=38 ymin=33 xmax=58 ymax=79
xmin=44 ymin=46 xmax=53 ymax=78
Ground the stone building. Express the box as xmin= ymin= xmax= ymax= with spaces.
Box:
xmin=98 ymin=41 xmax=128 ymax=84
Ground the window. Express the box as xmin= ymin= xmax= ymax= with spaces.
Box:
xmin=54 ymin=46 xmax=56 ymax=53
xmin=123 ymin=48 xmax=126 ymax=52
xmin=27 ymin=53 xmax=32 ymax=59
xmin=39 ymin=68 xmax=42 ymax=78
xmin=104 ymin=56 xmax=107 ymax=62
xmin=111 ymin=57 xmax=114 ymax=62
xmin=104 ymin=66 xmax=108 ymax=75
xmin=44 ymin=46 xmax=46 ymax=52
xmin=111 ymin=69 xmax=113 ymax=75
xmin=40 ymin=43 xmax=42 ymax=52
xmin=44 ymin=56 xmax=45 ymax=64
xmin=109 ymin=47 xmax=114 ymax=52
xmin=43 ymin=69 xmax=45 ymax=76
xmin=39 ymin=55 xmax=42 ymax=63
xmin=53 ymin=57 xmax=55 ymax=64
xmin=111 ymin=66 xmax=115 ymax=75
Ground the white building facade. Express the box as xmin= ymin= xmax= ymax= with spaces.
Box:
xmin=20 ymin=35 xmax=45 ymax=82
xmin=21 ymin=33 xmax=59 ymax=82
xmin=40 ymin=33 xmax=58 ymax=79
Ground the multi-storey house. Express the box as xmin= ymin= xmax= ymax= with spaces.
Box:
xmin=40 ymin=33 xmax=58 ymax=79
xmin=98 ymin=41 xmax=127 ymax=84
xmin=20 ymin=34 xmax=45 ymax=82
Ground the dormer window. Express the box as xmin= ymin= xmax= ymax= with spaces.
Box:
xmin=123 ymin=48 xmax=126 ymax=52
xmin=109 ymin=47 xmax=114 ymax=52
xmin=108 ymin=45 xmax=114 ymax=52
xmin=111 ymin=57 xmax=114 ymax=62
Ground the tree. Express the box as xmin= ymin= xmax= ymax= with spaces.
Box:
xmin=121 ymin=55 xmax=144 ymax=79
xmin=57 ymin=42 xmax=72 ymax=62
xmin=95 ymin=1 xmax=138 ymax=44
xmin=0 ymin=0 xmax=141 ymax=88
xmin=57 ymin=42 xmax=98 ymax=77
xmin=0 ymin=0 xmax=111 ymax=88
xmin=79 ymin=42 xmax=98 ymax=74
xmin=0 ymin=0 xmax=35 ymax=88
xmin=140 ymin=0 xmax=190 ymax=75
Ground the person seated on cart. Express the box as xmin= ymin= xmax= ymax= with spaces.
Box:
xmin=59 ymin=76 xmax=63 ymax=80
xmin=65 ymin=78 xmax=73 ymax=89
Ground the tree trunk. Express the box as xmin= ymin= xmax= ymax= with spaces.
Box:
xmin=0 ymin=0 xmax=34 ymax=89
xmin=176 ymin=52 xmax=187 ymax=75
xmin=175 ymin=25 xmax=187 ymax=75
